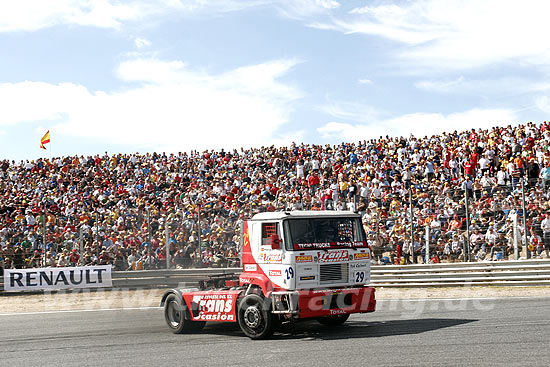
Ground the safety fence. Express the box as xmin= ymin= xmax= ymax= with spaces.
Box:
xmin=370 ymin=259 xmax=550 ymax=287
xmin=3 ymin=260 xmax=550 ymax=292
xmin=3 ymin=175 xmax=548 ymax=272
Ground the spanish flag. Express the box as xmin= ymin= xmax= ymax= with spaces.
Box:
xmin=40 ymin=130 xmax=50 ymax=149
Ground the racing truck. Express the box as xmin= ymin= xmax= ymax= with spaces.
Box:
xmin=161 ymin=210 xmax=376 ymax=339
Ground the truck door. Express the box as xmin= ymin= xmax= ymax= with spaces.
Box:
xmin=259 ymin=222 xmax=292 ymax=289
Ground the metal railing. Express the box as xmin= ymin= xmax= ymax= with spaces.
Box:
xmin=370 ymin=259 xmax=550 ymax=287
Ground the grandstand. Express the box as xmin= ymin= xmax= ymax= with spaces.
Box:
xmin=1 ymin=120 xmax=550 ymax=271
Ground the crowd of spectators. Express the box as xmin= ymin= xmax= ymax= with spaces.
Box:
xmin=2 ymin=120 xmax=550 ymax=271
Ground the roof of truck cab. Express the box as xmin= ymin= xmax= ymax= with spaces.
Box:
xmin=249 ymin=210 xmax=361 ymax=221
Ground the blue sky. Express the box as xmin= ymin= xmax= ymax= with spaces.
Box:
xmin=1 ymin=0 xmax=550 ymax=161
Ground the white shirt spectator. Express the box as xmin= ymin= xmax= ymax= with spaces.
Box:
xmin=430 ymin=218 xmax=441 ymax=230
xmin=496 ymin=170 xmax=507 ymax=185
xmin=478 ymin=157 xmax=489 ymax=170
xmin=311 ymin=158 xmax=320 ymax=171
xmin=541 ymin=217 xmax=550 ymax=233
xmin=25 ymin=214 xmax=37 ymax=226
xmin=296 ymin=163 xmax=304 ymax=179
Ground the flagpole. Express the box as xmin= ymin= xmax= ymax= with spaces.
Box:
xmin=48 ymin=129 xmax=52 ymax=161
xmin=41 ymin=129 xmax=50 ymax=268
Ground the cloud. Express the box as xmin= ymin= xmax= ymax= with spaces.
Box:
xmin=167 ymin=0 xmax=341 ymax=17
xmin=0 ymin=81 xmax=89 ymax=124
xmin=0 ymin=0 xmax=150 ymax=32
xmin=415 ymin=76 xmax=550 ymax=100
xmin=320 ymin=98 xmax=381 ymax=124
xmin=134 ymin=37 xmax=151 ymax=49
xmin=0 ymin=58 xmax=303 ymax=153
xmin=535 ymin=95 xmax=550 ymax=115
xmin=317 ymin=108 xmax=519 ymax=141
xmin=415 ymin=76 xmax=466 ymax=93
xmin=314 ymin=1 xmax=550 ymax=72
xmin=273 ymin=0 xmax=339 ymax=19
xmin=358 ymin=78 xmax=373 ymax=85
xmin=0 ymin=0 xmax=342 ymax=32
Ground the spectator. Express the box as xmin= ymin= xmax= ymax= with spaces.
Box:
xmin=2 ymin=121 xmax=550 ymax=268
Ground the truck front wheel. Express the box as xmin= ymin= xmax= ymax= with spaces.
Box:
xmin=317 ymin=314 xmax=350 ymax=326
xmin=237 ymin=294 xmax=275 ymax=340
xmin=164 ymin=293 xmax=206 ymax=333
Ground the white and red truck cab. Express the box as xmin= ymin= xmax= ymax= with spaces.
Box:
xmin=161 ymin=211 xmax=376 ymax=339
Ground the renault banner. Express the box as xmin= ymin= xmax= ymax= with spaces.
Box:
xmin=3 ymin=265 xmax=112 ymax=292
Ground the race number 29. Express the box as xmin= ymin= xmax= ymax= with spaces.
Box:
xmin=285 ymin=267 xmax=294 ymax=280
xmin=355 ymin=271 xmax=365 ymax=283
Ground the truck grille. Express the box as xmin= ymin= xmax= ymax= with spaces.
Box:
xmin=319 ymin=263 xmax=349 ymax=284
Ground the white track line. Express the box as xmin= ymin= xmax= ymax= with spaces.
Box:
xmin=0 ymin=306 xmax=162 ymax=316
xmin=378 ymin=296 xmax=550 ymax=301
xmin=377 ymin=297 xmax=498 ymax=301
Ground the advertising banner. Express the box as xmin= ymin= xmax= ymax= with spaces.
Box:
xmin=3 ymin=265 xmax=112 ymax=292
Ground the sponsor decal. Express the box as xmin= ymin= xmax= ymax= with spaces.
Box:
xmin=244 ymin=264 xmax=257 ymax=272
xmin=295 ymin=242 xmax=330 ymax=249
xmin=330 ymin=309 xmax=346 ymax=315
xmin=318 ymin=250 xmax=349 ymax=263
xmin=242 ymin=226 xmax=250 ymax=247
xmin=303 ymin=267 xmax=313 ymax=271
xmin=300 ymin=275 xmax=315 ymax=281
xmin=262 ymin=253 xmax=283 ymax=263
xmin=294 ymin=241 xmax=368 ymax=250
xmin=351 ymin=263 xmax=368 ymax=269
xmin=196 ymin=313 xmax=234 ymax=321
xmin=354 ymin=252 xmax=370 ymax=260
xmin=312 ymin=288 xmax=356 ymax=294
xmin=295 ymin=255 xmax=313 ymax=263
xmin=192 ymin=294 xmax=235 ymax=322
xmin=4 ymin=266 xmax=112 ymax=292
xmin=269 ymin=269 xmax=282 ymax=276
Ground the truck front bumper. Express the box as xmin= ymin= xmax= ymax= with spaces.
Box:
xmin=271 ymin=286 xmax=376 ymax=319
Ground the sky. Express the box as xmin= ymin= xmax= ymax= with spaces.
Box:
xmin=2 ymin=0 xmax=550 ymax=161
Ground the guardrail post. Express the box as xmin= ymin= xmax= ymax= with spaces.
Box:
xmin=165 ymin=224 xmax=170 ymax=269
xmin=464 ymin=187 xmax=471 ymax=262
xmin=79 ymin=226 xmax=84 ymax=265
xmin=43 ymin=203 xmax=47 ymax=267
xmin=95 ymin=210 xmax=100 ymax=260
xmin=425 ymin=225 xmax=430 ymax=264
xmin=521 ymin=178 xmax=530 ymax=259
xmin=194 ymin=200 xmax=203 ymax=267
xmin=409 ymin=189 xmax=415 ymax=263
xmin=513 ymin=215 xmax=519 ymax=260
xmin=147 ymin=207 xmax=152 ymax=267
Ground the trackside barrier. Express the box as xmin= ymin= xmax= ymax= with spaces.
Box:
xmin=370 ymin=259 xmax=550 ymax=287
xmin=3 ymin=260 xmax=550 ymax=292
xmin=0 ymin=268 xmax=240 ymax=293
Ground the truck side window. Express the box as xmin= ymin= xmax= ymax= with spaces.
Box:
xmin=261 ymin=223 xmax=279 ymax=247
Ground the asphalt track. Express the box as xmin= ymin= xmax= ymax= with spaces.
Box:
xmin=2 ymin=296 xmax=550 ymax=367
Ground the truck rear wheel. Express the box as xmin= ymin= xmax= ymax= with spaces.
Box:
xmin=317 ymin=314 xmax=350 ymax=326
xmin=237 ymin=294 xmax=275 ymax=340
xmin=164 ymin=293 xmax=206 ymax=333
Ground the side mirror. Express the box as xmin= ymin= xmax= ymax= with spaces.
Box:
xmin=270 ymin=234 xmax=281 ymax=250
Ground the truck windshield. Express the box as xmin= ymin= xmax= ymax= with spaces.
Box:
xmin=284 ymin=217 xmax=367 ymax=250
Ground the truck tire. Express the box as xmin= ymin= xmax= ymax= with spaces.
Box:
xmin=317 ymin=314 xmax=350 ymax=326
xmin=164 ymin=293 xmax=206 ymax=334
xmin=237 ymin=294 xmax=275 ymax=340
